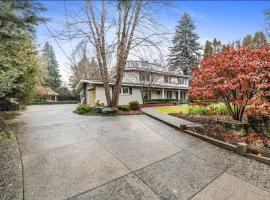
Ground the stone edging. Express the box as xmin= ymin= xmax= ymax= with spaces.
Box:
xmin=184 ymin=130 xmax=237 ymax=152
xmin=142 ymin=110 xmax=270 ymax=166
xmin=244 ymin=153 xmax=270 ymax=165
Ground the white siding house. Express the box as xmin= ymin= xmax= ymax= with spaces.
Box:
xmin=76 ymin=61 xmax=190 ymax=105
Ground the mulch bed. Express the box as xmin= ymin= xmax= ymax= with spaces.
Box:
xmin=170 ymin=113 xmax=270 ymax=158
xmin=118 ymin=110 xmax=143 ymax=115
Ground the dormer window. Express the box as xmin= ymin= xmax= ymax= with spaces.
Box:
xmin=139 ymin=73 xmax=150 ymax=82
xmin=164 ymin=76 xmax=171 ymax=84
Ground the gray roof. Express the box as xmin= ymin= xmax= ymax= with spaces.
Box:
xmin=125 ymin=61 xmax=190 ymax=78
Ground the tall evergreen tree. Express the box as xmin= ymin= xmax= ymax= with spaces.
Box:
xmin=203 ymin=40 xmax=213 ymax=58
xmin=168 ymin=13 xmax=200 ymax=75
xmin=42 ymin=42 xmax=61 ymax=90
xmin=252 ymin=31 xmax=268 ymax=48
xmin=212 ymin=38 xmax=222 ymax=53
xmin=242 ymin=32 xmax=267 ymax=49
xmin=0 ymin=0 xmax=45 ymax=110
xmin=242 ymin=34 xmax=253 ymax=48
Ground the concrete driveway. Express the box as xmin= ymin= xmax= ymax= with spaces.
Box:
xmin=17 ymin=105 xmax=270 ymax=200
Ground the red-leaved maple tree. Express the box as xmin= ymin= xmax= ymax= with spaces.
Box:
xmin=189 ymin=45 xmax=270 ymax=121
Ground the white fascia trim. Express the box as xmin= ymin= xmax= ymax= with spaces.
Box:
xmin=76 ymin=79 xmax=189 ymax=90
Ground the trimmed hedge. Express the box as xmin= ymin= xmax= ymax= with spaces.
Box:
xmin=117 ymin=105 xmax=130 ymax=111
xmin=31 ymin=101 xmax=78 ymax=105
xmin=129 ymin=101 xmax=140 ymax=110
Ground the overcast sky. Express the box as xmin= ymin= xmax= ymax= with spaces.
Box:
xmin=36 ymin=0 xmax=270 ymax=84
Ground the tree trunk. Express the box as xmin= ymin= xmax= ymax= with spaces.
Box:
xmin=103 ymin=81 xmax=111 ymax=106
xmin=111 ymin=63 xmax=125 ymax=107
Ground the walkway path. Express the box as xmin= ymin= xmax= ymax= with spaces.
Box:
xmin=142 ymin=107 xmax=201 ymax=128
xmin=16 ymin=105 xmax=270 ymax=200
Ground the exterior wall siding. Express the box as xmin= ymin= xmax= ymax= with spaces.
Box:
xmin=95 ymin=86 xmax=143 ymax=105
xmin=95 ymin=86 xmax=111 ymax=105
xmin=122 ymin=71 xmax=189 ymax=88
xmin=83 ymin=70 xmax=189 ymax=106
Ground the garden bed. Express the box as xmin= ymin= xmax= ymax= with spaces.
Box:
xmin=170 ymin=113 xmax=270 ymax=158
xmin=74 ymin=101 xmax=142 ymax=116
xmin=118 ymin=110 xmax=143 ymax=115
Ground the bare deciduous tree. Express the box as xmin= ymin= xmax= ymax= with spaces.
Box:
xmin=58 ymin=0 xmax=167 ymax=106
xmin=69 ymin=42 xmax=101 ymax=88
xmin=138 ymin=72 xmax=158 ymax=104
xmin=128 ymin=61 xmax=160 ymax=103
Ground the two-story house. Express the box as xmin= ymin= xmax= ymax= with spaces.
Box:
xmin=75 ymin=61 xmax=190 ymax=105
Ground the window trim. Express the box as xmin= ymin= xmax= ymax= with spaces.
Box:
xmin=120 ymin=87 xmax=133 ymax=96
xmin=164 ymin=76 xmax=171 ymax=84
xmin=139 ymin=72 xmax=151 ymax=82
xmin=178 ymin=77 xmax=187 ymax=85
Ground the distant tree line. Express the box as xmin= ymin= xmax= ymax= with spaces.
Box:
xmin=37 ymin=41 xmax=78 ymax=102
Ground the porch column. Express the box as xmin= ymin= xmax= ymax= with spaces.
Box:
xmin=178 ymin=90 xmax=181 ymax=99
xmin=55 ymin=96 xmax=57 ymax=102
xmin=162 ymin=88 xmax=165 ymax=99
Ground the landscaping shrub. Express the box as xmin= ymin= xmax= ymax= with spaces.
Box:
xmin=248 ymin=114 xmax=270 ymax=136
xmin=129 ymin=101 xmax=140 ymax=110
xmin=117 ymin=105 xmax=130 ymax=111
xmin=75 ymin=104 xmax=93 ymax=114
xmin=95 ymin=99 xmax=104 ymax=107
xmin=207 ymin=103 xmax=228 ymax=115
xmin=187 ymin=106 xmax=209 ymax=115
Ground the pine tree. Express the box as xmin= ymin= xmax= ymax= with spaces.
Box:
xmin=212 ymin=38 xmax=222 ymax=53
xmin=0 ymin=0 xmax=46 ymax=40
xmin=242 ymin=34 xmax=253 ymax=48
xmin=252 ymin=31 xmax=267 ymax=49
xmin=203 ymin=40 xmax=213 ymax=58
xmin=42 ymin=42 xmax=61 ymax=90
xmin=0 ymin=0 xmax=45 ymax=110
xmin=168 ymin=13 xmax=201 ymax=75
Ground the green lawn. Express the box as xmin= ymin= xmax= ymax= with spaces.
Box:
xmin=154 ymin=105 xmax=189 ymax=114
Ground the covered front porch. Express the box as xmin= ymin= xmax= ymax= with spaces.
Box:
xmin=142 ymin=88 xmax=188 ymax=103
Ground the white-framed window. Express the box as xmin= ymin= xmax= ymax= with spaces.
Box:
xmin=164 ymin=76 xmax=171 ymax=84
xmin=178 ymin=77 xmax=187 ymax=85
xmin=122 ymin=87 xmax=129 ymax=94
xmin=180 ymin=90 xmax=186 ymax=99
xmin=120 ymin=87 xmax=133 ymax=95
xmin=139 ymin=73 xmax=151 ymax=82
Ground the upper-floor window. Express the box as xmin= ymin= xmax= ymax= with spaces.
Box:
xmin=178 ymin=77 xmax=187 ymax=85
xmin=139 ymin=73 xmax=151 ymax=82
xmin=164 ymin=76 xmax=171 ymax=84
